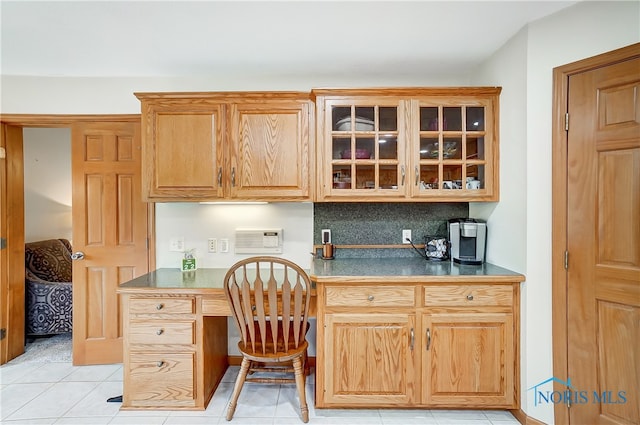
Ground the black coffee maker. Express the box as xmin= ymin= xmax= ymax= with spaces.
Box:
xmin=448 ymin=218 xmax=487 ymax=265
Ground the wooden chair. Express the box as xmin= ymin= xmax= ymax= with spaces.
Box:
xmin=223 ymin=256 xmax=311 ymax=423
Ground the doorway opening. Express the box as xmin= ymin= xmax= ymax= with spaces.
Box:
xmin=23 ymin=127 xmax=72 ymax=358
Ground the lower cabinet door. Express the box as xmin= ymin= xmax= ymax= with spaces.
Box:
xmin=126 ymin=352 xmax=196 ymax=408
xmin=322 ymin=313 xmax=416 ymax=406
xmin=422 ymin=313 xmax=515 ymax=408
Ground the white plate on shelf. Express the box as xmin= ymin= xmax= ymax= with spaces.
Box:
xmin=336 ymin=116 xmax=375 ymax=131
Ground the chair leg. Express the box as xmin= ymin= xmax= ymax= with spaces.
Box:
xmin=292 ymin=356 xmax=309 ymax=423
xmin=226 ymin=357 xmax=251 ymax=421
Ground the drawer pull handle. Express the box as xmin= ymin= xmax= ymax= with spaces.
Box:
xmin=367 ymin=295 xmax=374 ymax=301
xmin=156 ymin=303 xmax=164 ymax=310
xmin=466 ymin=294 xmax=474 ymax=301
xmin=426 ymin=328 xmax=431 ymax=351
xmin=156 ymin=329 xmax=164 ymax=335
xmin=156 ymin=361 xmax=164 ymax=367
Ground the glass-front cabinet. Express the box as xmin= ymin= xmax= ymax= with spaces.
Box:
xmin=321 ymin=98 xmax=407 ymax=199
xmin=312 ymin=88 xmax=500 ymax=202
xmin=411 ymin=98 xmax=494 ymax=199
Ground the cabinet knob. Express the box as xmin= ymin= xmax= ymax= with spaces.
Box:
xmin=466 ymin=294 xmax=474 ymax=301
xmin=156 ymin=303 xmax=164 ymax=310
xmin=367 ymin=295 xmax=375 ymax=301
xmin=156 ymin=329 xmax=164 ymax=335
xmin=156 ymin=361 xmax=164 ymax=367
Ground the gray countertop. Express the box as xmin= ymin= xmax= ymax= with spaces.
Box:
xmin=118 ymin=259 xmax=524 ymax=291
xmin=310 ymin=257 xmax=524 ymax=283
xmin=118 ymin=268 xmax=229 ymax=290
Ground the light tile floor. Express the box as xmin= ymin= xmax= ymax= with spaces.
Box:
xmin=1 ymin=358 xmax=522 ymax=425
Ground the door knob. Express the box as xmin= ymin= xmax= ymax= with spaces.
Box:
xmin=71 ymin=251 xmax=85 ymax=260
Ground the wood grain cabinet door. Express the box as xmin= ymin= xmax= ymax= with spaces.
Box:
xmin=228 ymin=101 xmax=311 ymax=200
xmin=421 ymin=312 xmax=515 ymax=408
xmin=321 ymin=312 xmax=416 ymax=406
xmin=141 ymin=105 xmax=225 ymax=201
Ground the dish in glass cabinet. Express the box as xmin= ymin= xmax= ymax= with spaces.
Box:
xmin=423 ymin=141 xmax=458 ymax=159
xmin=336 ymin=116 xmax=375 ymax=131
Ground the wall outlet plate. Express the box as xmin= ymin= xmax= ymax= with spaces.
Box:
xmin=169 ymin=237 xmax=184 ymax=252
xmin=220 ymin=238 xmax=229 ymax=253
xmin=207 ymin=238 xmax=217 ymax=253
xmin=322 ymin=229 xmax=332 ymax=244
xmin=402 ymin=229 xmax=412 ymax=244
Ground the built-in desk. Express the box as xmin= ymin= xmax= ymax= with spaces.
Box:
xmin=117 ymin=268 xmax=315 ymax=410
xmin=119 ymin=261 xmax=524 ymax=411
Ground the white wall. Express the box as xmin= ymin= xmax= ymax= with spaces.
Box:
xmin=523 ymin=2 xmax=638 ymax=423
xmin=471 ymin=2 xmax=639 ymax=424
xmin=0 ymin=74 xmax=466 ymax=114
xmin=155 ymin=202 xmax=314 ymax=269
xmin=23 ymin=127 xmax=72 ymax=243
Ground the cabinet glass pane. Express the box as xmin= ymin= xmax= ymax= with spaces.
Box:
xmin=443 ymin=137 xmax=462 ymax=160
xmin=466 ymin=136 xmax=485 ymax=160
xmin=466 ymin=107 xmax=485 ymax=131
xmin=442 ymin=165 xmax=463 ymax=189
xmin=420 ymin=107 xmax=439 ymax=131
xmin=354 ymin=137 xmax=375 ymax=159
xmin=466 ymin=164 xmax=485 ymax=190
xmin=379 ymin=135 xmax=398 ymax=160
xmin=379 ymin=165 xmax=398 ymax=189
xmin=332 ymin=106 xmax=352 ymax=131
xmin=332 ymin=136 xmax=351 ymax=160
xmin=354 ymin=106 xmax=375 ymax=130
xmin=355 ymin=165 xmax=375 ymax=189
xmin=443 ymin=107 xmax=462 ymax=131
xmin=332 ymin=165 xmax=351 ymax=189
xmin=420 ymin=137 xmax=440 ymax=159
xmin=419 ymin=165 xmax=439 ymax=190
xmin=379 ymin=107 xmax=397 ymax=131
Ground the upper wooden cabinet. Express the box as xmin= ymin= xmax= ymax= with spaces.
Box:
xmin=312 ymin=88 xmax=501 ymax=202
xmin=135 ymin=92 xmax=312 ymax=202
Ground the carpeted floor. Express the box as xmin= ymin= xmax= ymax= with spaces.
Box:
xmin=7 ymin=333 xmax=72 ymax=364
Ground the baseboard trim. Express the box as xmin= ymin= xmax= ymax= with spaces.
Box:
xmin=510 ymin=409 xmax=547 ymax=425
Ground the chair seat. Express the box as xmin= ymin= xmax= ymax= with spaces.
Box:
xmin=238 ymin=339 xmax=308 ymax=363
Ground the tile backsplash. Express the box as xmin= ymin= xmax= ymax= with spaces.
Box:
xmin=313 ymin=203 xmax=468 ymax=258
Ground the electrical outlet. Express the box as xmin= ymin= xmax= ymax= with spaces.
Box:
xmin=321 ymin=229 xmax=332 ymax=244
xmin=220 ymin=238 xmax=229 ymax=253
xmin=207 ymin=238 xmax=217 ymax=253
xmin=169 ymin=237 xmax=184 ymax=252
xmin=402 ymin=229 xmax=412 ymax=244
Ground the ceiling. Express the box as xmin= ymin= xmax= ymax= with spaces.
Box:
xmin=1 ymin=1 xmax=579 ymax=79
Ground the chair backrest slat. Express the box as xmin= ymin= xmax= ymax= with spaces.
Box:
xmin=282 ymin=270 xmax=291 ymax=351
xmin=240 ymin=267 xmax=256 ymax=353
xmin=267 ymin=263 xmax=279 ymax=354
xmin=224 ymin=256 xmax=311 ymax=355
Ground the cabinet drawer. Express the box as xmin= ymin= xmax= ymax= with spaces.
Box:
xmin=129 ymin=320 xmax=195 ymax=345
xmin=424 ymin=285 xmax=512 ymax=307
xmin=127 ymin=352 xmax=195 ymax=406
xmin=202 ymin=294 xmax=232 ymax=316
xmin=129 ymin=297 xmax=195 ymax=315
xmin=326 ymin=285 xmax=415 ymax=307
